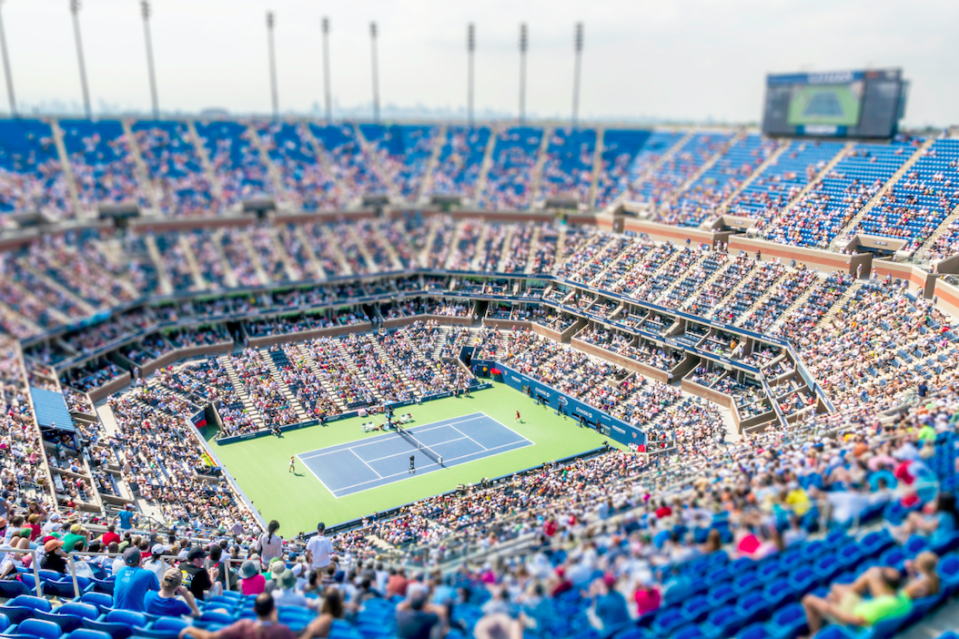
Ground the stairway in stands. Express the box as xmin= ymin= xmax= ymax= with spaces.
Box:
xmin=218 ymin=356 xmax=266 ymax=431
xmin=293 ymin=343 xmax=348 ymax=412
xmin=366 ymin=334 xmax=421 ymax=399
xmin=259 ymin=349 xmax=310 ymax=422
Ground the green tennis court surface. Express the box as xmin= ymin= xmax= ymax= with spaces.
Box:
xmin=203 ymin=382 xmax=615 ymax=533
xmin=788 ymin=84 xmax=862 ymax=126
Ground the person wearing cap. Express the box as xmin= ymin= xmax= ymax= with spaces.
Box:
xmin=178 ymin=593 xmax=296 ymax=639
xmin=113 ymin=546 xmax=161 ymax=612
xmin=115 ymin=505 xmax=137 ymax=532
xmin=61 ymin=523 xmax=89 ymax=553
xmin=239 ymin=559 xmax=266 ymax=596
xmin=180 ymin=546 xmax=221 ymax=601
xmin=264 ymin=557 xmax=286 ymax=595
xmin=144 ymin=568 xmax=201 ymax=618
xmin=587 ymin=573 xmax=630 ymax=632
xmin=101 ymin=524 xmax=121 ymax=548
xmin=305 ymin=522 xmax=335 ymax=571
xmin=40 ymin=539 xmax=68 ymax=574
xmin=144 ymin=544 xmax=170 ymax=582
xmin=396 ymin=583 xmax=447 ymax=639
xmin=271 ymin=568 xmax=316 ymax=610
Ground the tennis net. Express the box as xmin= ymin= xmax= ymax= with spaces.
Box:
xmin=396 ymin=426 xmax=444 ymax=467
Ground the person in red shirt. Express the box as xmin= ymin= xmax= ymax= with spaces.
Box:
xmin=26 ymin=514 xmax=42 ymax=541
xmin=633 ymin=578 xmax=662 ymax=617
xmin=543 ymin=519 xmax=558 ymax=537
xmin=654 ymin=501 xmax=673 ymax=519
xmin=101 ymin=524 xmax=121 ymax=547
xmin=178 ymin=593 xmax=295 ymax=639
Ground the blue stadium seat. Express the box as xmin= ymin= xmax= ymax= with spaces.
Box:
xmin=6 ymin=618 xmax=63 ymax=639
xmin=82 ymin=610 xmax=148 ymax=639
xmin=0 ymin=597 xmax=52 ymax=626
xmin=34 ymin=603 xmax=100 ymax=633
xmin=763 ymin=603 xmax=807 ymax=639
xmin=0 ymin=582 xmax=31 ymax=600
xmin=700 ymin=606 xmax=744 ymax=639
xmin=74 ymin=593 xmax=114 ymax=614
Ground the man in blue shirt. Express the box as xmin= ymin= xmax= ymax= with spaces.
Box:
xmin=116 ymin=506 xmax=137 ymax=531
xmin=145 ymin=568 xmax=201 ymax=618
xmin=113 ymin=546 xmax=160 ymax=612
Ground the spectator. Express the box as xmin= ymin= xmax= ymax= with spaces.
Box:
xmin=894 ymin=492 xmax=958 ymax=545
xmin=114 ymin=546 xmax=161 ymax=612
xmin=143 ymin=544 xmax=169 ymax=582
xmin=256 ymin=520 xmax=284 ymax=567
xmin=144 ymin=568 xmax=201 ymax=618
xmin=240 ymin=560 xmax=266 ymax=596
xmin=40 ymin=538 xmax=68 ymax=574
xmin=115 ymin=505 xmax=137 ymax=531
xmin=271 ymin=568 xmax=315 ymax=610
xmin=178 ymin=593 xmax=296 ymax=639
xmin=396 ymin=584 xmax=447 ymax=639
xmin=306 ymin=522 xmax=335 ymax=571
xmin=801 ymin=552 xmax=940 ymax=635
xmin=181 ymin=546 xmax=220 ymax=601
xmin=588 ymin=574 xmax=630 ymax=631
xmin=298 ymin=589 xmax=346 ymax=639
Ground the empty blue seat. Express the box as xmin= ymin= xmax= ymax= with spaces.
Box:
xmin=0 ymin=582 xmax=31 ymax=600
xmin=736 ymin=592 xmax=772 ymax=625
xmin=64 ymin=630 xmax=113 ymax=639
xmin=74 ymin=593 xmax=114 ymax=614
xmin=0 ymin=597 xmax=52 ymax=626
xmin=35 ymin=603 xmax=99 ymax=633
xmin=700 ymin=606 xmax=744 ymax=639
xmin=9 ymin=619 xmax=63 ymax=639
xmin=735 ymin=622 xmax=771 ymax=639
xmin=763 ymin=603 xmax=807 ymax=639
xmin=82 ymin=610 xmax=148 ymax=639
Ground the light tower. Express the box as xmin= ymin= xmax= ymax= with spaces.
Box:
xmin=467 ymin=23 xmax=475 ymax=126
xmin=321 ymin=17 xmax=332 ymax=122
xmin=69 ymin=0 xmax=92 ymax=119
xmin=266 ymin=11 xmax=279 ymax=119
xmin=519 ymin=23 xmax=527 ymax=124
xmin=140 ymin=1 xmax=159 ymax=119
xmin=370 ymin=22 xmax=380 ymax=122
xmin=572 ymin=22 xmax=583 ymax=128
xmin=0 ymin=0 xmax=17 ymax=117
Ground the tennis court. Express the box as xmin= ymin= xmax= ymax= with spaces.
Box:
xmin=297 ymin=412 xmax=532 ymax=497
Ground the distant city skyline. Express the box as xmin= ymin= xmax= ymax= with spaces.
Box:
xmin=0 ymin=0 xmax=954 ymax=127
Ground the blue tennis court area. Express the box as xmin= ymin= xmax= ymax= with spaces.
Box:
xmin=297 ymin=412 xmax=532 ymax=497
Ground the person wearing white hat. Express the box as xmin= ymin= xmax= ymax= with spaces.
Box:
xmin=143 ymin=543 xmax=169 ymax=582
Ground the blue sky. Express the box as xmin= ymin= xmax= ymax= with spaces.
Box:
xmin=1 ymin=0 xmax=954 ymax=127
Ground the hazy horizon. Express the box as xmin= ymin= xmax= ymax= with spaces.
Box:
xmin=0 ymin=0 xmax=954 ymax=127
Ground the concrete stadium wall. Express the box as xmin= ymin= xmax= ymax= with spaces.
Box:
xmin=247 ymin=322 xmax=373 ymax=348
xmin=87 ymin=372 xmax=132 ymax=403
xmin=138 ymin=340 xmax=235 ymax=377
xmin=570 ymin=337 xmax=670 ymax=383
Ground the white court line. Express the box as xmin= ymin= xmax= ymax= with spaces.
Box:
xmin=331 ymin=440 xmax=529 ymax=496
xmin=350 ymin=448 xmax=383 ymax=478
xmin=297 ymin=414 xmax=488 ymax=460
xmin=365 ymin=436 xmax=469 ymax=463
xmin=449 ymin=425 xmax=488 ymax=451
xmin=294 ymin=452 xmax=338 ymax=496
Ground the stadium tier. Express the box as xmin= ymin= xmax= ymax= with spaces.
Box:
xmin=3 ymin=122 xmax=959 ymax=639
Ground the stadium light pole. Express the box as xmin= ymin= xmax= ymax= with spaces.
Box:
xmin=69 ymin=0 xmax=92 ymax=119
xmin=519 ymin=23 xmax=527 ymax=124
xmin=467 ymin=23 xmax=475 ymax=127
xmin=370 ymin=22 xmax=380 ymax=123
xmin=140 ymin=1 xmax=159 ymax=120
xmin=266 ymin=12 xmax=279 ymax=119
xmin=321 ymin=17 xmax=332 ymax=123
xmin=572 ymin=22 xmax=583 ymax=129
xmin=0 ymin=0 xmax=17 ymax=117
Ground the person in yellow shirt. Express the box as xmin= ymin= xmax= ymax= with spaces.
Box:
xmin=785 ymin=481 xmax=812 ymax=516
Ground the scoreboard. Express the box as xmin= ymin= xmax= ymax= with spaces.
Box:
xmin=762 ymin=69 xmax=907 ymax=139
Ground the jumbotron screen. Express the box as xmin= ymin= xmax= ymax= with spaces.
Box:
xmin=761 ymin=69 xmax=906 ymax=139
